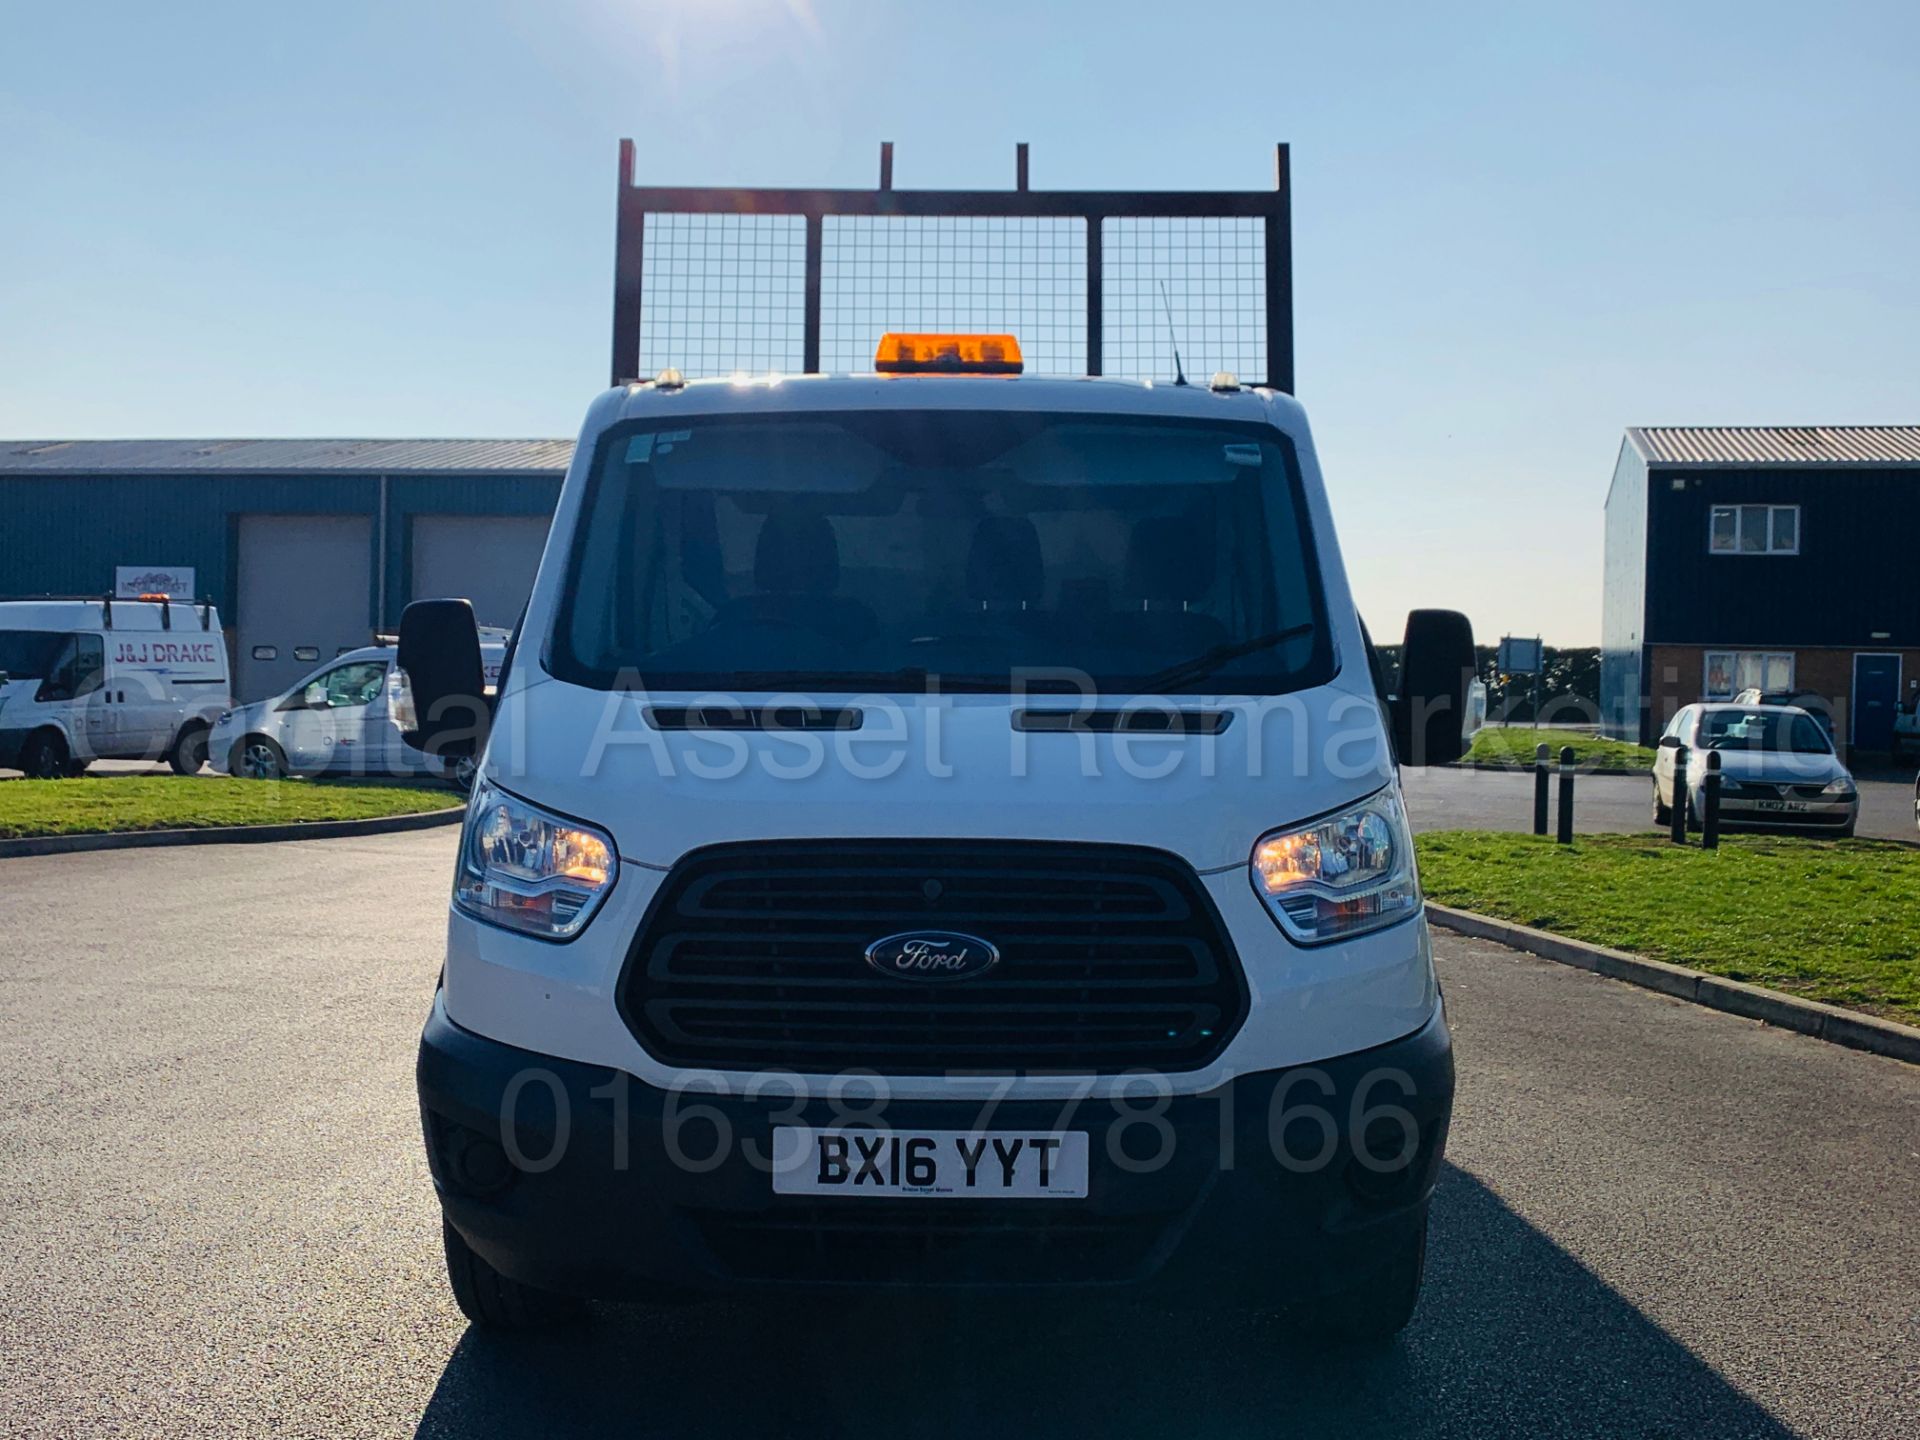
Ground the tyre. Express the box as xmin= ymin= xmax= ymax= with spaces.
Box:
xmin=168 ymin=723 xmax=211 ymax=776
xmin=17 ymin=729 xmax=70 ymax=780
xmin=231 ymin=735 xmax=288 ymax=781
xmin=1652 ymin=783 xmax=1670 ymax=827
xmin=441 ymin=1219 xmax=585 ymax=1330
xmin=1306 ymin=1216 xmax=1427 ymax=1345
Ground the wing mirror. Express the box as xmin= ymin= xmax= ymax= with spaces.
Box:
xmin=396 ymin=598 xmax=490 ymax=760
xmin=1391 ymin=609 xmax=1477 ymax=766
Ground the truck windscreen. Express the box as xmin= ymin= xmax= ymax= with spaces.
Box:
xmin=550 ymin=410 xmax=1333 ymax=695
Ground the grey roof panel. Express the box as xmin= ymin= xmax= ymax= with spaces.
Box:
xmin=0 ymin=438 xmax=575 ymax=475
xmin=1626 ymin=425 xmax=1920 ymax=468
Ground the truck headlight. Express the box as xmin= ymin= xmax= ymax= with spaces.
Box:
xmin=455 ymin=779 xmax=616 ymax=940
xmin=1251 ymin=789 xmax=1420 ymax=944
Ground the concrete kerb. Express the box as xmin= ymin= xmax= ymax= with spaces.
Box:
xmin=1425 ymin=902 xmax=1920 ymax=1066
xmin=1441 ymin=762 xmax=1648 ymax=778
xmin=0 ymin=805 xmax=464 ymax=859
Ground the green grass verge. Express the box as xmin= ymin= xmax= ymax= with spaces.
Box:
xmin=1464 ymin=727 xmax=1655 ymax=771
xmin=0 ymin=775 xmax=462 ymax=839
xmin=1417 ymin=830 xmax=1920 ymax=1024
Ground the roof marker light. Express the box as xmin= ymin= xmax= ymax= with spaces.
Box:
xmin=874 ymin=333 xmax=1023 ymax=375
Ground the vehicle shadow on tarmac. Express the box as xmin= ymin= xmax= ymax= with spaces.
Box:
xmin=414 ymin=1164 xmax=1792 ymax=1440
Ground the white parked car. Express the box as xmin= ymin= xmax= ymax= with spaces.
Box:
xmin=210 ymin=637 xmax=505 ymax=783
xmin=0 ymin=595 xmax=230 ymax=777
xmin=1653 ymin=703 xmax=1858 ymax=836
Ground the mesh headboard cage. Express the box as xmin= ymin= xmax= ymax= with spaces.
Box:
xmin=612 ymin=141 xmax=1293 ymax=392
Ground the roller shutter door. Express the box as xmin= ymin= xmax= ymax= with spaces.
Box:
xmin=235 ymin=515 xmax=372 ymax=702
xmin=409 ymin=515 xmax=551 ymax=630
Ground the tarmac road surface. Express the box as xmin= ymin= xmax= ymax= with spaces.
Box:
xmin=1 ymin=830 xmax=1914 ymax=1438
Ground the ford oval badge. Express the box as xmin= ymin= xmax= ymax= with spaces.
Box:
xmin=865 ymin=930 xmax=1000 ymax=983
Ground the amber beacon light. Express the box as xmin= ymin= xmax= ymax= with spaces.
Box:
xmin=873 ymin=333 xmax=1024 ymax=375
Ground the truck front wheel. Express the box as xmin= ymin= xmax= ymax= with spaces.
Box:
xmin=441 ymin=1220 xmax=585 ymax=1330
xmin=1304 ymin=1216 xmax=1427 ymax=1345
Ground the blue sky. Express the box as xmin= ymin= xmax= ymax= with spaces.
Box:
xmin=3 ymin=0 xmax=1916 ymax=644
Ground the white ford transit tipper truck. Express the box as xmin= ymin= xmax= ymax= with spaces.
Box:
xmin=0 ymin=594 xmax=230 ymax=777
xmin=398 ymin=147 xmax=1479 ymax=1343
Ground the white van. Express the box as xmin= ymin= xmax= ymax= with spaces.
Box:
xmin=399 ymin=355 xmax=1480 ymax=1343
xmin=0 ymin=595 xmax=231 ymax=777
xmin=209 ymin=635 xmax=507 ymax=783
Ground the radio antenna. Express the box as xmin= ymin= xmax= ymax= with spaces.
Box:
xmin=1159 ymin=281 xmax=1188 ymax=387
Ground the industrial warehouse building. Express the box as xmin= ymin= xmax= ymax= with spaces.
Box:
xmin=1601 ymin=424 xmax=1920 ymax=748
xmin=0 ymin=439 xmax=571 ymax=701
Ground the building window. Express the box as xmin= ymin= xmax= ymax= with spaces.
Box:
xmin=1708 ymin=504 xmax=1798 ymax=554
xmin=1703 ymin=650 xmax=1794 ymax=698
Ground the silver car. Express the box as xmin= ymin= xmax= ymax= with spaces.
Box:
xmin=210 ymin=641 xmax=505 ymax=784
xmin=1653 ymin=703 xmax=1858 ymax=836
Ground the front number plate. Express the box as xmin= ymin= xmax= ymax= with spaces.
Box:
xmin=771 ymin=1127 xmax=1089 ymax=1199
xmin=1753 ymin=799 xmax=1810 ymax=812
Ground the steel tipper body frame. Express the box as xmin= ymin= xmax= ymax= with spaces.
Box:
xmin=609 ymin=138 xmax=1293 ymax=391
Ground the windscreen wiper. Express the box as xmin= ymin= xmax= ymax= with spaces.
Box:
xmin=719 ymin=670 xmax=1068 ymax=694
xmin=1136 ymin=623 xmax=1316 ymax=693
xmin=639 ymin=667 xmax=968 ymax=693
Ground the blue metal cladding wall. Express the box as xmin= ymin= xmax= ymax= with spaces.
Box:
xmin=0 ymin=472 xmax=562 ymax=629
xmin=1599 ymin=440 xmax=1649 ymax=740
xmin=1644 ymin=466 xmax=1920 ymax=647
xmin=0 ymin=474 xmax=377 ymax=611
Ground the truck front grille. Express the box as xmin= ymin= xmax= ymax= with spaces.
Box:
xmin=618 ymin=839 xmax=1247 ymax=1074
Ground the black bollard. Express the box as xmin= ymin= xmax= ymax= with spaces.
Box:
xmin=1556 ymin=745 xmax=1575 ymax=845
xmin=1533 ymin=743 xmax=1550 ymax=836
xmin=1701 ymin=749 xmax=1721 ymax=850
xmin=1670 ymin=743 xmax=1689 ymax=845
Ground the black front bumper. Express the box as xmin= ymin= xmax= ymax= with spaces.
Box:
xmin=418 ymin=995 xmax=1453 ymax=1304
